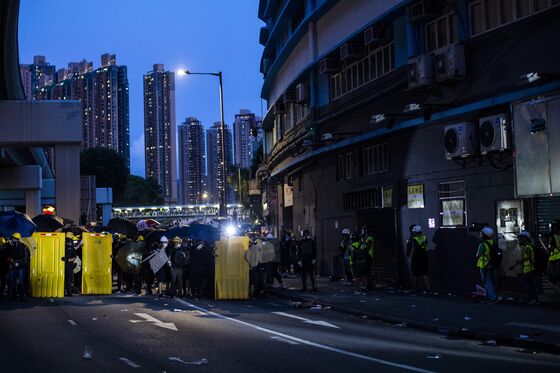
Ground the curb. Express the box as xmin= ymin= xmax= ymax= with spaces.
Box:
xmin=269 ymin=289 xmax=560 ymax=354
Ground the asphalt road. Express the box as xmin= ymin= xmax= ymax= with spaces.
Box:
xmin=1 ymin=294 xmax=559 ymax=372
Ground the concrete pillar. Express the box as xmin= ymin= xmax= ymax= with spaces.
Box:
xmin=25 ymin=189 xmax=41 ymax=217
xmin=102 ymin=204 xmax=112 ymax=226
xmin=55 ymin=144 xmax=80 ymax=223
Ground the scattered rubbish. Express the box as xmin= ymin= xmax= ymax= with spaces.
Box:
xmin=464 ymin=316 xmax=472 ymax=321
xmin=82 ymin=346 xmax=92 ymax=360
xmin=517 ymin=348 xmax=537 ymax=354
xmin=290 ymin=301 xmax=302 ymax=308
xmin=425 ymin=354 xmax=443 ymax=359
xmin=164 ymin=303 xmax=169 ymax=306
xmin=310 ymin=305 xmax=325 ymax=310
xmin=361 ymin=315 xmax=368 ymax=319
xmin=461 ymin=328 xmax=470 ymax=332
xmin=154 ymin=298 xmax=159 ymax=301
xmin=411 ymin=305 xmax=416 ymax=308
xmin=359 ymin=300 xmax=366 ymax=303
xmin=482 ymin=340 xmax=497 ymax=346
xmin=173 ymin=309 xmax=184 ymax=312
xmin=507 ymin=297 xmax=514 ymax=301
xmin=169 ymin=357 xmax=208 ymax=365
xmin=519 ymin=335 xmax=529 ymax=339
xmin=438 ymin=328 xmax=449 ymax=335
xmin=431 ymin=318 xmax=439 ymax=322
xmin=448 ymin=293 xmax=453 ymax=296
xmin=394 ymin=322 xmax=407 ymax=327
xmin=92 ymin=317 xmax=98 ymax=321
xmin=121 ymin=309 xmax=128 ymax=312
xmin=374 ymin=298 xmax=380 ymax=301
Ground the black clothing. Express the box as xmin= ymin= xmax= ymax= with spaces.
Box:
xmin=297 ymin=238 xmax=317 ymax=290
xmin=190 ymin=242 xmax=214 ymax=298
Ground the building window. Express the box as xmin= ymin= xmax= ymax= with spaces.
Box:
xmin=470 ymin=0 xmax=559 ymax=36
xmin=361 ymin=143 xmax=390 ymax=176
xmin=298 ymin=174 xmax=304 ymax=191
xmin=343 ymin=188 xmax=382 ymax=210
xmin=438 ymin=181 xmax=466 ymax=226
xmin=336 ymin=152 xmax=352 ymax=181
xmin=330 ymin=42 xmax=395 ymax=100
xmin=426 ymin=13 xmax=459 ymax=52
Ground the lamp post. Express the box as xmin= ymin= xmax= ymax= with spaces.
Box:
xmin=179 ymin=70 xmax=227 ymax=217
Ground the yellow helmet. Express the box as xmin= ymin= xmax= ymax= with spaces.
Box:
xmin=137 ymin=235 xmax=144 ymax=241
xmin=66 ymin=232 xmax=75 ymax=239
xmin=0 ymin=237 xmax=6 ymax=244
xmin=172 ymin=236 xmax=182 ymax=243
xmin=12 ymin=232 xmax=22 ymax=239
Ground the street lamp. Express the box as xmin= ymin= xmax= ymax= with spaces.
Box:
xmin=178 ymin=69 xmax=227 ymax=217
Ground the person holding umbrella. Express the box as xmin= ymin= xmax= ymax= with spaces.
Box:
xmin=170 ymin=237 xmax=187 ymax=298
xmin=64 ymin=233 xmax=78 ymax=296
xmin=6 ymin=233 xmax=30 ymax=301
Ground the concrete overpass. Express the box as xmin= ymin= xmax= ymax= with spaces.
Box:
xmin=0 ymin=0 xmax=81 ymax=221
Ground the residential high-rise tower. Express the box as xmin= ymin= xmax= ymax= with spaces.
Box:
xmin=178 ymin=117 xmax=206 ymax=205
xmin=206 ymin=122 xmax=233 ymax=204
xmin=143 ymin=63 xmax=177 ymax=204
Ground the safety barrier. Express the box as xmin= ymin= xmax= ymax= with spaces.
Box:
xmin=82 ymin=233 xmax=113 ymax=295
xmin=215 ymin=236 xmax=250 ymax=300
xmin=28 ymin=233 xmax=65 ymax=298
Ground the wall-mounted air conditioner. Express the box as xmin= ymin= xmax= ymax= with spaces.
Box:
xmin=409 ymin=0 xmax=437 ymax=23
xmin=319 ymin=57 xmax=339 ymax=74
xmin=340 ymin=43 xmax=362 ymax=62
xmin=434 ymin=44 xmax=466 ymax=81
xmin=364 ymin=26 xmax=386 ymax=46
xmin=407 ymin=54 xmax=433 ymax=88
xmin=444 ymin=122 xmax=478 ymax=159
xmin=479 ymin=114 xmax=511 ymax=154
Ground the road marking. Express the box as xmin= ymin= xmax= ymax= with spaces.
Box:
xmin=267 ymin=302 xmax=282 ymax=307
xmin=271 ymin=336 xmax=300 ymax=345
xmin=129 ymin=313 xmax=178 ymax=332
xmin=119 ymin=357 xmax=140 ymax=368
xmin=505 ymin=322 xmax=560 ymax=333
xmin=175 ymin=299 xmax=434 ymax=373
xmin=48 ymin=298 xmax=54 ymax=303
xmin=67 ymin=319 xmax=77 ymax=326
xmin=272 ymin=311 xmax=340 ymax=329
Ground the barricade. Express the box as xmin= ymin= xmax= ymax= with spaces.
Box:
xmin=82 ymin=233 xmax=113 ymax=295
xmin=28 ymin=233 xmax=65 ymax=298
xmin=215 ymin=236 xmax=250 ymax=300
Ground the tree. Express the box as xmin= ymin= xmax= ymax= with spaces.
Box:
xmin=250 ymin=143 xmax=264 ymax=178
xmin=80 ymin=147 xmax=129 ymax=198
xmin=116 ymin=175 xmax=164 ymax=206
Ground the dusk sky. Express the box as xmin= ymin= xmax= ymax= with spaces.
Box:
xmin=18 ymin=0 xmax=265 ymax=176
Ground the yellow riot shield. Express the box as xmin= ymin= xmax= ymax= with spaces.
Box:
xmin=215 ymin=236 xmax=250 ymax=300
xmin=29 ymin=233 xmax=65 ymax=298
xmin=82 ymin=233 xmax=113 ymax=295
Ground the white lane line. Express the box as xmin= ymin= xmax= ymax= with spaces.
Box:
xmin=67 ymin=319 xmax=77 ymax=326
xmin=175 ymin=299 xmax=434 ymax=373
xmin=48 ymin=298 xmax=54 ymax=303
xmin=271 ymin=336 xmax=300 ymax=345
xmin=273 ymin=311 xmax=340 ymax=329
xmin=119 ymin=357 xmax=141 ymax=368
xmin=505 ymin=322 xmax=560 ymax=333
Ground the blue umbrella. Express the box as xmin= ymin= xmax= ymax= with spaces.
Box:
xmin=0 ymin=211 xmax=37 ymax=238
xmin=187 ymin=223 xmax=220 ymax=243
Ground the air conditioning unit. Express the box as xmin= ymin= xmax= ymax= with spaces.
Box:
xmin=340 ymin=43 xmax=363 ymax=62
xmin=444 ymin=122 xmax=478 ymax=159
xmin=274 ymin=102 xmax=287 ymax=114
xmin=295 ymin=83 xmax=308 ymax=103
xmin=364 ymin=26 xmax=386 ymax=46
xmin=479 ymin=114 xmax=511 ymax=154
xmin=283 ymin=89 xmax=296 ymax=103
xmin=407 ymin=54 xmax=433 ymax=88
xmin=319 ymin=57 xmax=339 ymax=74
xmin=434 ymin=44 xmax=466 ymax=81
xmin=409 ymin=0 xmax=437 ymax=23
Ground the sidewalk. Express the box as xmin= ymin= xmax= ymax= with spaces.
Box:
xmin=268 ymin=276 xmax=560 ymax=353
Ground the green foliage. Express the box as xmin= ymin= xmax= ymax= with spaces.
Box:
xmin=250 ymin=143 xmax=264 ymax=177
xmin=116 ymin=175 xmax=164 ymax=206
xmin=80 ymin=147 xmax=128 ymax=198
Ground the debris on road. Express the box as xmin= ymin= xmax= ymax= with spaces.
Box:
xmin=92 ymin=317 xmax=98 ymax=321
xmin=464 ymin=316 xmax=472 ymax=321
xmin=425 ymin=353 xmax=443 ymax=359
xmin=482 ymin=340 xmax=497 ymax=346
xmin=82 ymin=346 xmax=92 ymax=360
xmin=173 ymin=308 xmax=185 ymax=312
xmin=169 ymin=357 xmax=208 ymax=365
xmin=519 ymin=335 xmax=530 ymax=339
xmin=121 ymin=309 xmax=128 ymax=312
xmin=393 ymin=322 xmax=407 ymax=327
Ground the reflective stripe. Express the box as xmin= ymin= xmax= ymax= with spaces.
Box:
xmin=549 ymin=234 xmax=560 ymax=262
xmin=476 ymin=240 xmax=493 ymax=269
xmin=523 ymin=244 xmax=535 ymax=274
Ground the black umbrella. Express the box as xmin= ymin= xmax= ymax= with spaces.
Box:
xmin=32 ymin=214 xmax=64 ymax=232
xmin=108 ymin=218 xmax=138 ymax=239
xmin=92 ymin=225 xmax=112 ymax=233
xmin=145 ymin=229 xmax=167 ymax=245
xmin=116 ymin=241 xmax=147 ymax=274
xmin=61 ymin=225 xmax=89 ymax=236
xmin=165 ymin=226 xmax=191 ymax=239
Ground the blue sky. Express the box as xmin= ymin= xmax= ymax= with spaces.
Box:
xmin=18 ymin=0 xmax=265 ymax=176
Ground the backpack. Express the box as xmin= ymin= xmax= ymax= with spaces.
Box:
xmin=489 ymin=241 xmax=503 ymax=268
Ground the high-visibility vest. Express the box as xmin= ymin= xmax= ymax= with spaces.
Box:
xmin=522 ymin=243 xmax=535 ymax=274
xmin=361 ymin=235 xmax=374 ymax=258
xmin=476 ymin=239 xmax=494 ymax=269
xmin=412 ymin=235 xmax=428 ymax=252
xmin=549 ymin=234 xmax=560 ymax=262
xmin=349 ymin=241 xmax=361 ymax=266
